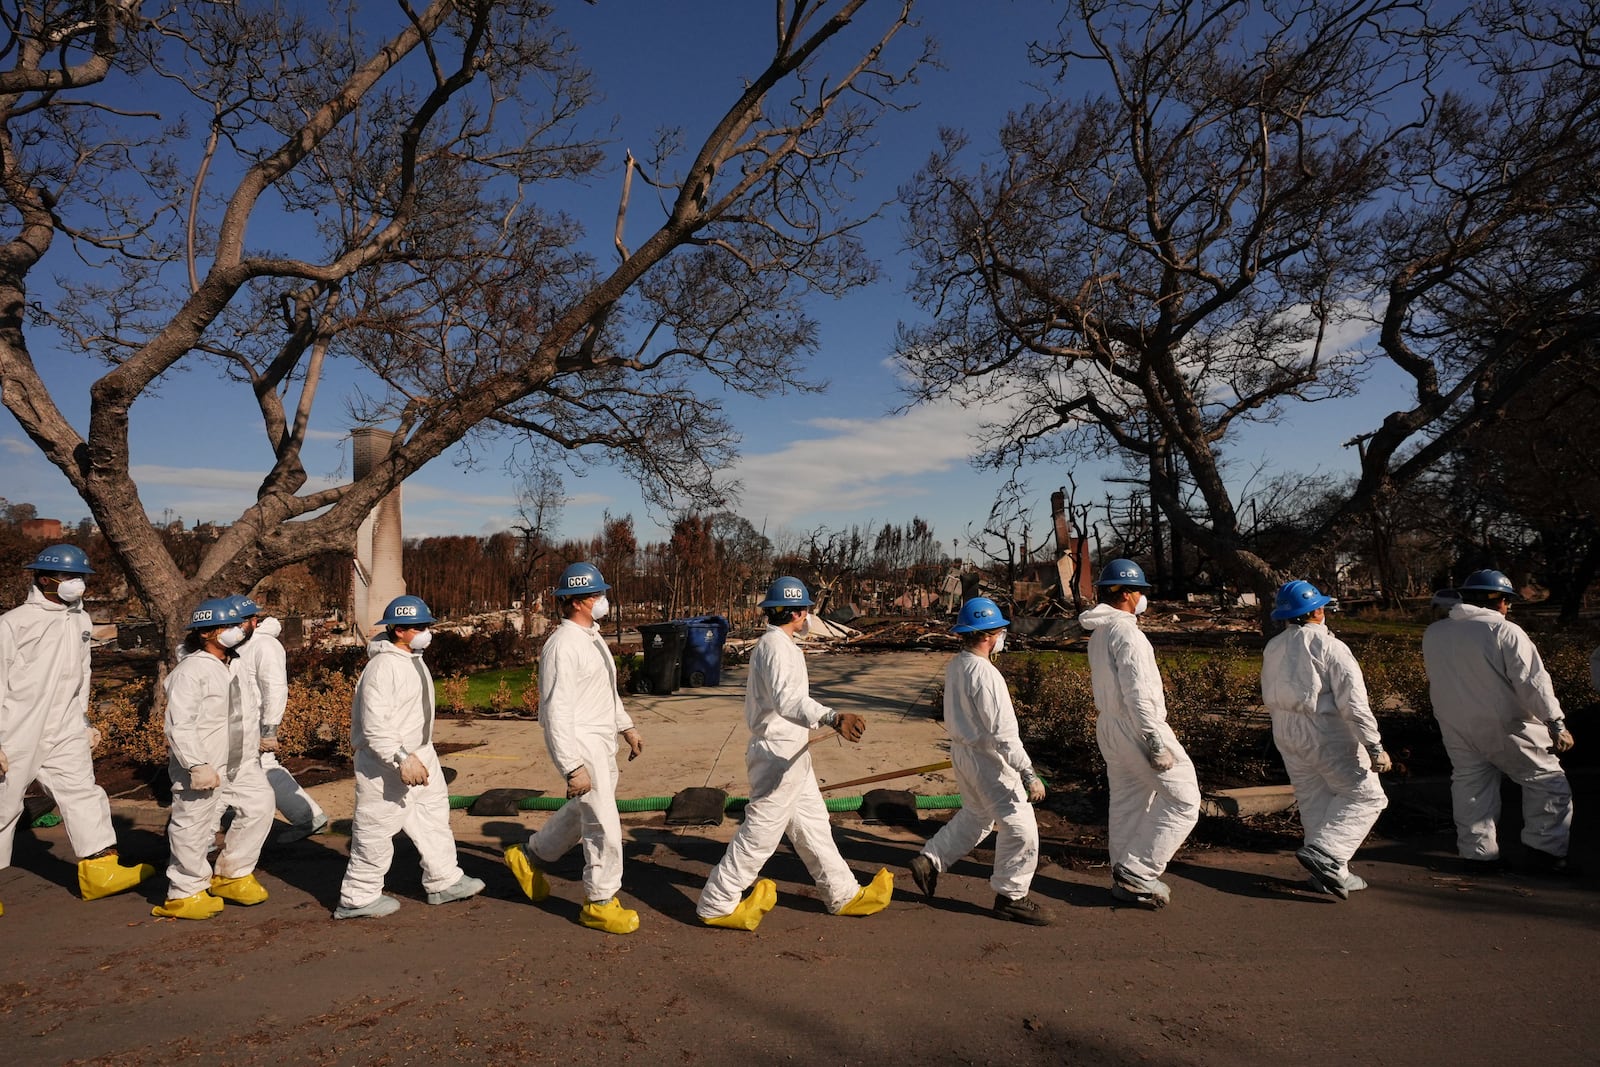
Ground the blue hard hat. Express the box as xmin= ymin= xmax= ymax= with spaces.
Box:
xmin=952 ymin=596 xmax=1008 ymax=634
xmin=1094 ymin=558 xmax=1151 ymax=588
xmin=187 ymin=597 xmax=242 ymax=630
xmin=1458 ymin=569 xmax=1520 ymax=600
xmin=378 ymin=595 xmax=436 ymax=627
xmin=24 ymin=544 xmax=95 ymax=574
xmin=1271 ymin=580 xmax=1333 ymax=621
xmin=228 ymin=594 xmax=261 ymax=618
xmin=759 ymin=576 xmax=814 ymax=609
xmin=554 ymin=562 xmax=610 ymax=597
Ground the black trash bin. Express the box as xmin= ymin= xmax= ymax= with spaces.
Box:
xmin=635 ymin=621 xmax=688 ymax=695
xmin=676 ymin=615 xmax=730 ymax=687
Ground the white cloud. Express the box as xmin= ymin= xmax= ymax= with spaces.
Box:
xmin=408 ymin=489 xmax=615 ymax=538
xmin=404 ymin=483 xmax=517 ymax=509
xmin=2 ymin=435 xmax=38 ymax=456
xmin=730 ymin=400 xmax=988 ymax=525
xmin=131 ymin=464 xmax=278 ymax=491
xmin=127 ymin=463 xmax=529 ymax=512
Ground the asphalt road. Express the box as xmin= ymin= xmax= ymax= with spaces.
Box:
xmin=3 ymin=799 xmax=1597 ymax=1066
xmin=4 ymin=649 xmax=1597 ymax=1065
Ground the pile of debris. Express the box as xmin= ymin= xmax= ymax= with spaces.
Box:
xmin=720 ymin=600 xmax=1266 ymax=657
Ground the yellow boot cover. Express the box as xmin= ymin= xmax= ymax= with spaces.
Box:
xmin=701 ymin=878 xmax=779 ymax=931
xmin=152 ymin=892 xmax=225 ymax=920
xmin=504 ymin=845 xmax=550 ymax=902
xmin=210 ymin=873 xmax=270 ymax=905
xmin=78 ymin=854 xmax=157 ymax=901
xmin=836 ymin=867 xmax=894 ymax=917
xmin=579 ymin=897 xmax=640 ymax=935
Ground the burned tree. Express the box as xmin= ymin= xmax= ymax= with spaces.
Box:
xmin=895 ymin=0 xmax=1600 ymax=605
xmin=0 ymin=0 xmax=930 ymax=649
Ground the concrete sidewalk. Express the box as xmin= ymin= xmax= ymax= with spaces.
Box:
xmin=111 ymin=649 xmax=964 ymax=848
xmin=443 ymin=649 xmax=954 ymax=793
xmin=432 ymin=649 xmax=958 ymax=845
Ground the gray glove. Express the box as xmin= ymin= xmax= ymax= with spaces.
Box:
xmin=1549 ymin=719 xmax=1575 ymax=754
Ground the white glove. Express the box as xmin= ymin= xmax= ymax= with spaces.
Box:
xmin=1143 ymin=732 xmax=1175 ymax=771
xmin=622 ymin=728 xmax=644 ymax=761
xmin=397 ymin=752 xmax=430 ymax=786
xmin=1368 ymin=746 xmax=1393 ymax=773
xmin=566 ymin=765 xmax=593 ymax=798
xmin=1022 ymin=771 xmax=1046 ymax=804
xmin=188 ymin=764 xmax=221 ymax=791
xmin=86 ymin=726 xmax=103 ymax=749
xmin=0 ymin=745 xmax=9 ymax=776
xmin=1550 ymin=721 xmax=1575 ymax=754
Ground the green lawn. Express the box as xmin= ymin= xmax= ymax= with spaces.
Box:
xmin=1007 ymin=647 xmax=1258 ymax=682
xmin=436 ymin=665 xmax=536 ymax=709
xmin=1334 ymin=614 xmax=1430 ymax=638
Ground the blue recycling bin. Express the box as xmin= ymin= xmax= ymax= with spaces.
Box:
xmin=676 ymin=614 xmax=730 ymax=687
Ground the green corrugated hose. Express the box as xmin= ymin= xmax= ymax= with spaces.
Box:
xmin=446 ymin=793 xmax=968 ymax=812
xmin=24 ymin=792 xmax=964 ymax=827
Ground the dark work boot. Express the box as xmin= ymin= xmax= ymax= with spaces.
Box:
xmin=1522 ymin=849 xmax=1579 ymax=878
xmin=993 ymin=894 xmax=1051 ymax=926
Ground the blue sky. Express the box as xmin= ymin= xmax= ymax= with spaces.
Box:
xmin=3 ymin=1 xmax=1389 ymax=555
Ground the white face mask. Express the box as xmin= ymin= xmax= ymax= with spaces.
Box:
xmin=55 ymin=578 xmax=86 ymax=603
xmin=408 ymin=629 xmax=434 ymax=652
xmin=1135 ymin=593 xmax=1149 ymax=615
xmin=590 ymin=595 xmax=610 ymax=621
xmin=992 ymin=632 xmax=1006 ymax=654
xmin=218 ymin=626 xmax=247 ymax=649
xmin=797 ymin=612 xmax=811 ymax=634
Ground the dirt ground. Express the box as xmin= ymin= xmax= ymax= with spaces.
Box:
xmin=4 ymin=783 xmax=1598 ymax=1067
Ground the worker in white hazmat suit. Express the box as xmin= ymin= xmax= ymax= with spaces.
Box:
xmin=155 ymin=597 xmax=276 ymax=919
xmin=504 ymin=563 xmax=645 ymax=934
xmin=1421 ymin=570 xmax=1575 ymax=875
xmin=907 ymin=597 xmax=1049 ymax=925
xmin=1079 ymin=559 xmax=1200 ymax=908
xmin=335 ymin=596 xmax=483 ymax=918
xmin=227 ymin=596 xmax=327 ymax=841
xmin=1261 ymin=580 xmax=1392 ymax=899
xmin=696 ymin=577 xmax=893 ymax=930
xmin=0 ymin=545 xmax=153 ymax=916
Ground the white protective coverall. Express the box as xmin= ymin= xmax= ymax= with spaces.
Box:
xmin=527 ymin=618 xmax=635 ymax=903
xmin=338 ymin=637 xmax=462 ymax=908
xmin=697 ymin=625 xmax=865 ymax=917
xmin=1422 ymin=603 xmax=1572 ymax=860
xmin=1260 ymin=623 xmax=1387 ymax=873
xmin=163 ymin=649 xmax=275 ymax=898
xmin=1079 ymin=602 xmax=1201 ymax=889
xmin=918 ymin=648 xmax=1040 ymax=899
xmin=235 ymin=617 xmax=326 ymax=830
xmin=0 ymin=587 xmax=117 ymax=867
